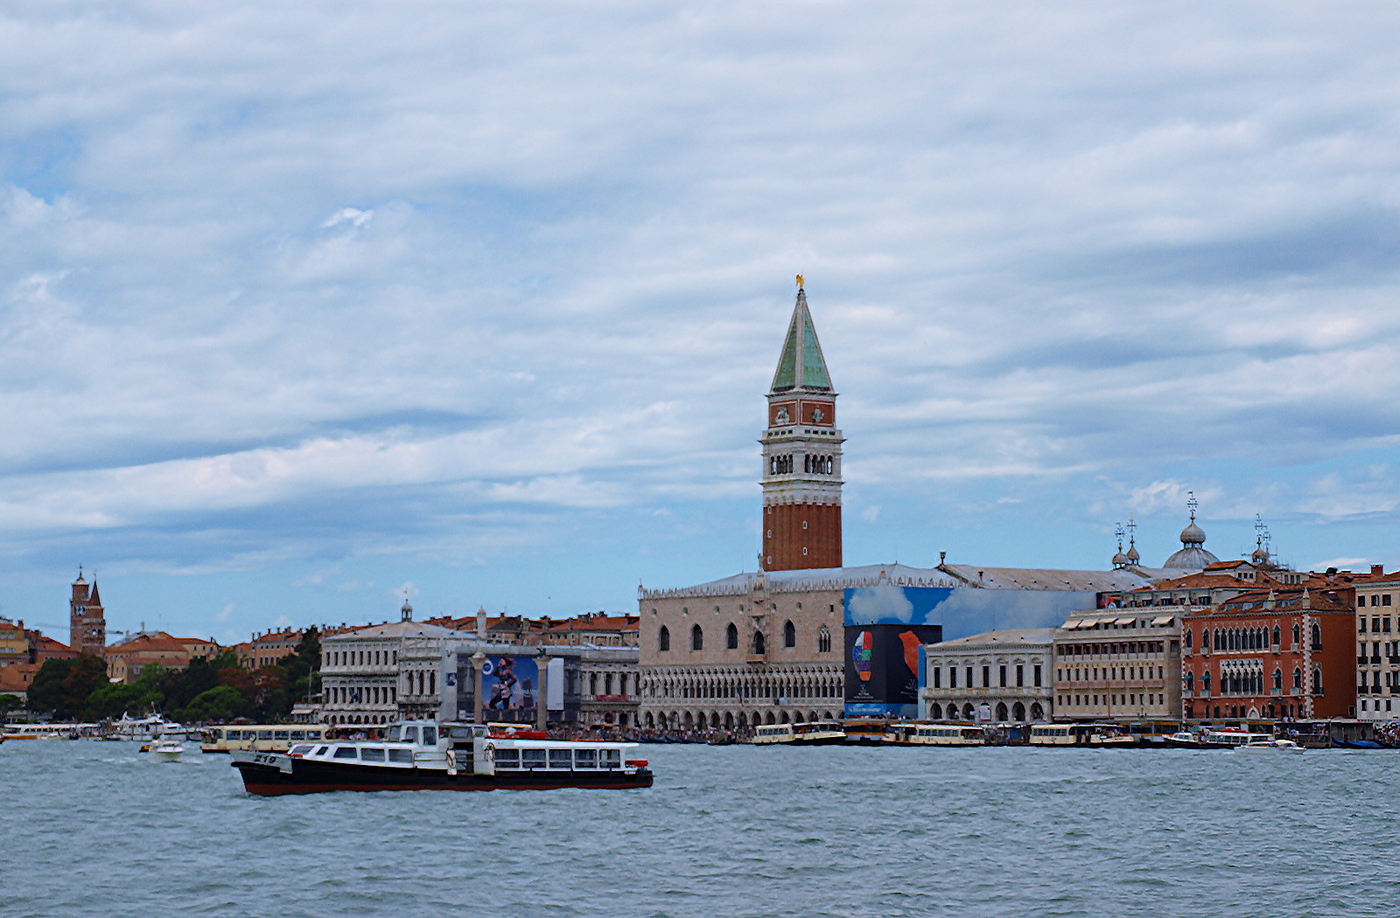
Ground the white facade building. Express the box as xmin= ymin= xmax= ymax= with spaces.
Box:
xmin=921 ymin=629 xmax=1054 ymax=723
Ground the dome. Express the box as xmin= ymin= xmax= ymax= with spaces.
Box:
xmin=1112 ymin=550 xmax=1128 ymax=568
xmin=1125 ymin=542 xmax=1140 ymax=563
xmin=1180 ymin=521 xmax=1206 ymax=546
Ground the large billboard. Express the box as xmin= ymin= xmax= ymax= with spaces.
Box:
xmin=842 ymin=582 xmax=1099 ymax=717
xmin=453 ymin=654 xmax=539 ymax=722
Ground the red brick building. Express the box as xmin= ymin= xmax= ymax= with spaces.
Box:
xmin=1182 ymin=578 xmax=1357 ymax=722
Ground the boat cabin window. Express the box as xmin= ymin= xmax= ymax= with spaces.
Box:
xmin=521 ymin=748 xmax=547 ymax=768
xmin=274 ymin=730 xmax=290 ymax=741
xmin=495 ymin=749 xmax=520 ymax=768
xmin=601 ymin=748 xmax=621 ymax=769
xmin=314 ymin=745 xmax=330 ymax=755
xmin=549 ymin=749 xmax=571 ymax=769
xmin=360 ymin=747 xmax=386 ymax=762
xmin=289 ymin=731 xmax=306 ymax=740
xmin=333 ymin=746 xmax=358 ymax=759
xmin=387 ymin=725 xmax=402 ymax=742
xmin=402 ymin=726 xmax=419 ymax=744
xmin=388 ymin=749 xmax=414 ymax=764
xmin=574 ymin=748 xmax=598 ymax=769
xmin=289 ymin=744 xmax=313 ymax=756
xmin=421 ymin=727 xmax=437 ymax=746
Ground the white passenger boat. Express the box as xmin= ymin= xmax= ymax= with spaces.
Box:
xmin=201 ymin=724 xmax=331 ymax=754
xmin=1234 ymin=738 xmax=1305 ymax=754
xmin=1029 ymin=723 xmax=1137 ymax=747
xmin=230 ymin=720 xmax=653 ymax=795
xmin=751 ymin=721 xmax=847 ymax=746
xmin=885 ymin=723 xmax=985 ymax=746
xmin=1200 ymin=729 xmax=1274 ymax=749
xmin=108 ymin=714 xmax=194 ymax=742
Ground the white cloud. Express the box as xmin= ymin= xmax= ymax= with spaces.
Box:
xmin=2 ymin=4 xmax=1400 ymax=631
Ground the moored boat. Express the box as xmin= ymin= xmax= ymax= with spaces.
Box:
xmin=885 ymin=723 xmax=985 ymax=746
xmin=230 ymin=720 xmax=653 ymax=795
xmin=1029 ymin=723 xmax=1137 ymax=747
xmin=751 ymin=721 xmax=847 ymax=746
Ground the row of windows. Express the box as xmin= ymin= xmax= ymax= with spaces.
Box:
xmin=1183 ymin=667 xmax=1317 ymax=694
xmin=929 ymin=701 xmax=1046 ymax=721
xmin=325 ymin=648 xmax=397 ymax=668
xmin=930 ymin=663 xmax=1043 ymax=689
xmin=1057 ymin=666 xmax=1166 ymax=683
xmin=1358 ymin=671 xmax=1399 ymax=691
xmin=1184 ymin=624 xmax=1317 ymax=651
xmin=657 ymin=622 xmax=832 ymax=654
xmin=1059 ymin=693 xmax=1164 ymax=708
xmin=1358 ymin=641 xmax=1400 ymax=659
xmin=1360 ymin=594 xmax=1394 ymax=607
xmin=646 ymin=675 xmax=842 ymax=701
xmin=1056 ymin=641 xmax=1165 ymax=657
xmin=767 ymin=454 xmax=836 ymax=476
xmin=1359 ymin=616 xmax=1394 ymax=633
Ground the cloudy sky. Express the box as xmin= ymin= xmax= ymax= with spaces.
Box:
xmin=4 ymin=3 xmax=1400 ymax=644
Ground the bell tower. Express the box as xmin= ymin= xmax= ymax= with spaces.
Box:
xmin=760 ymin=277 xmax=843 ymax=571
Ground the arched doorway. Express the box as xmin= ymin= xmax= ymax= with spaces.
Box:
xmin=779 ymin=711 xmax=789 ymax=724
xmin=1012 ymin=702 xmax=1025 ymax=722
xmin=765 ymin=712 xmax=776 ymax=725
xmin=1029 ymin=703 xmax=1043 ymax=721
xmin=995 ymin=702 xmax=1009 ymax=722
xmin=963 ymin=703 xmax=975 ymax=720
xmin=930 ymin=703 xmax=943 ymax=719
xmin=724 ymin=712 xmax=734 ymax=729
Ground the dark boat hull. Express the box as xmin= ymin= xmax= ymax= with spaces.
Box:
xmin=233 ymin=757 xmax=653 ymax=795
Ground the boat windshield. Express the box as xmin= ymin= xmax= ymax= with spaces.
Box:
xmin=421 ymin=727 xmax=437 ymax=746
xmin=386 ymin=725 xmax=402 ymax=742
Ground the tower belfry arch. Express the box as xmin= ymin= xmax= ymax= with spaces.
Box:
xmin=760 ymin=277 xmax=843 ymax=571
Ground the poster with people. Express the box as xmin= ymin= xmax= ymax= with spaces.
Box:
xmin=482 ymin=655 xmax=538 ymax=712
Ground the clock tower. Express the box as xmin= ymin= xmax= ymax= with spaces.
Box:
xmin=761 ymin=278 xmax=843 ymax=571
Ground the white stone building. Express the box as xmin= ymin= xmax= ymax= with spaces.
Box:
xmin=921 ymin=629 xmax=1054 ymax=723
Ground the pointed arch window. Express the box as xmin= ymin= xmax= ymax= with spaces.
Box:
xmin=691 ymin=624 xmax=703 ymax=652
xmin=752 ymin=631 xmax=766 ymax=655
xmin=658 ymin=626 xmax=670 ymax=653
xmin=783 ymin=620 xmax=797 ymax=648
xmin=817 ymin=626 xmax=831 ymax=653
xmin=726 ymin=623 xmax=739 ymax=650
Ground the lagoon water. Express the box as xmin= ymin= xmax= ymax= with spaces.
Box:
xmin=5 ymin=739 xmax=1397 ymax=917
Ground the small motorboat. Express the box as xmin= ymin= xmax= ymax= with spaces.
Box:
xmin=149 ymin=740 xmax=185 ymax=761
xmin=1234 ymin=738 xmax=1305 ymax=754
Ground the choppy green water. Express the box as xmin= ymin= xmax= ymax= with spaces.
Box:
xmin=5 ymin=739 xmax=1396 ymax=917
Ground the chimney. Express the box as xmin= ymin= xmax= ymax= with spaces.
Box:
xmin=1372 ymin=564 xmax=1384 ymax=577
xmin=476 ymin=606 xmax=486 ymax=639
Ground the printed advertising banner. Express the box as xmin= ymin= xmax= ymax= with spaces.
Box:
xmin=843 ymin=582 xmax=947 ymax=717
xmin=454 ymin=654 xmax=540 ymax=722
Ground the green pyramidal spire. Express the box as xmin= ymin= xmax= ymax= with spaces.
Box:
xmin=770 ymin=283 xmax=833 ymax=393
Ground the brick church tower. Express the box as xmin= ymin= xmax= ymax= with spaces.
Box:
xmin=70 ymin=568 xmax=106 ymax=656
xmin=760 ymin=277 xmax=843 ymax=571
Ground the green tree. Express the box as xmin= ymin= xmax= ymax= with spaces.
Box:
xmin=85 ymin=681 xmax=161 ymax=720
xmin=0 ymin=693 xmax=22 ymax=714
xmin=27 ymin=658 xmax=76 ymax=717
xmin=161 ymin=656 xmax=218 ymax=712
xmin=179 ymin=685 xmax=248 ymax=722
xmin=58 ymin=654 xmax=109 ymax=721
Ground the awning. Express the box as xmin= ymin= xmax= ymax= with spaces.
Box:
xmin=1063 ymin=620 xmax=1089 ymax=630
xmin=1115 ymin=616 xmax=1138 ymax=626
xmin=1151 ymin=615 xmax=1175 ymax=626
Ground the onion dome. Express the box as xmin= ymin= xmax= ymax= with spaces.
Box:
xmin=1251 ymin=539 xmax=1269 ymax=565
xmin=1164 ymin=500 xmax=1218 ymax=569
xmin=1112 ymin=549 xmax=1128 ymax=568
xmin=1125 ymin=540 xmax=1140 ymax=564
